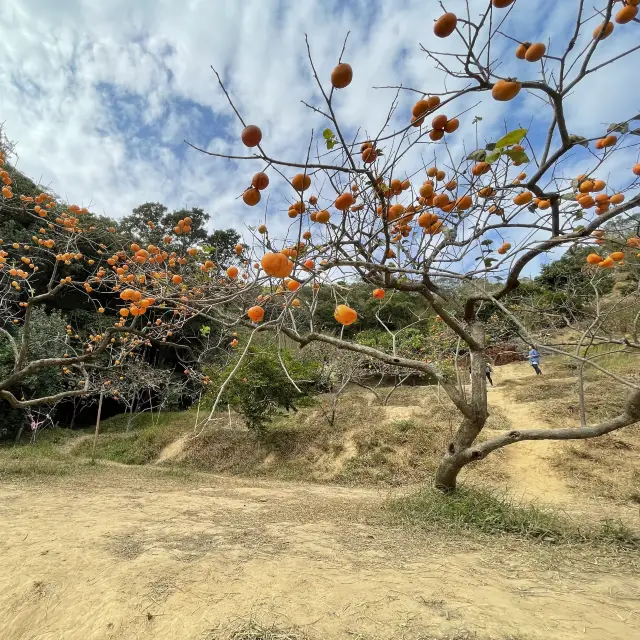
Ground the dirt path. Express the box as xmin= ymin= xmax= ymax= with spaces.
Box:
xmin=59 ymin=433 xmax=92 ymax=455
xmin=1 ymin=468 xmax=638 ymax=640
xmin=156 ymin=433 xmax=188 ymax=464
xmin=487 ymin=366 xmax=571 ymax=505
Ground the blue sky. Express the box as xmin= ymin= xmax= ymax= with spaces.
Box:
xmin=1 ymin=0 xmax=639 ymax=277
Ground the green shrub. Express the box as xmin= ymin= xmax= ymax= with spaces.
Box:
xmin=207 ymin=345 xmax=321 ymax=432
xmin=0 ymin=308 xmax=69 ymax=441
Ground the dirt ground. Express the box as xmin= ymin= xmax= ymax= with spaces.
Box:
xmin=2 ymin=363 xmax=639 ymax=640
xmin=1 ymin=465 xmax=639 ymax=640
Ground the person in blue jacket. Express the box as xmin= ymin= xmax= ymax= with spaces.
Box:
xmin=528 ymin=346 xmax=542 ymax=375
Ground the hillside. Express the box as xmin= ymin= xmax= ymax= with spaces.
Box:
xmin=3 ymin=360 xmax=639 ymax=522
xmin=1 ymin=359 xmax=640 ymax=640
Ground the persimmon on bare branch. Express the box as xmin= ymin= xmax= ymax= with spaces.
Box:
xmin=186 ymin=0 xmax=640 ymax=491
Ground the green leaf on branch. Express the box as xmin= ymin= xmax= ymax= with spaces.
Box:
xmin=494 ymin=128 xmax=527 ymax=149
xmin=504 ymin=149 xmax=529 ymax=164
xmin=467 ymin=149 xmax=487 ymax=162
xmin=323 ymin=128 xmax=337 ymax=150
xmin=561 ymin=193 xmax=577 ymax=201
xmin=485 ymin=142 xmax=497 ymax=151
xmin=484 ymin=258 xmax=496 ymax=267
xmin=480 ymin=239 xmax=493 ymax=246
xmin=485 ymin=150 xmax=502 ymax=163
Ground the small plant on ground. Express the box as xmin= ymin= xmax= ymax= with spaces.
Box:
xmin=207 ymin=344 xmax=322 ymax=433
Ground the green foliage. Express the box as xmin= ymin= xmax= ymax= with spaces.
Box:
xmin=323 ymin=128 xmax=337 ymax=150
xmin=119 ymin=202 xmax=169 ymax=245
xmin=475 ymin=129 xmax=530 ymax=164
xmin=164 ymin=206 xmax=210 ymax=243
xmin=0 ymin=309 xmax=69 ymax=440
xmin=208 ymin=345 xmax=322 ymax=432
xmin=206 ymin=228 xmax=241 ymax=267
xmin=528 ymin=246 xmax=614 ymax=320
xmin=494 ymin=128 xmax=527 ymax=149
xmin=119 ymin=202 xmax=211 ymax=245
xmin=356 ymin=327 xmax=434 ymax=355
xmin=304 ymin=283 xmax=432 ymax=333
xmin=537 ymin=247 xmax=612 ymax=295
xmin=119 ymin=202 xmax=239 ymax=268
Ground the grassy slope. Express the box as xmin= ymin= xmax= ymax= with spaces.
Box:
xmin=180 ymin=387 xmax=510 ymax=486
xmin=3 ymin=351 xmax=637 ymax=499
xmin=70 ymin=412 xmax=194 ymax=465
xmin=500 ymin=352 xmax=640 ymax=505
xmin=2 ymin=361 xmax=638 ymax=549
xmin=0 ymin=385 xmax=508 ymax=486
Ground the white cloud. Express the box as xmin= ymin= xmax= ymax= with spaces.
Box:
xmin=1 ymin=0 xmax=638 ymax=276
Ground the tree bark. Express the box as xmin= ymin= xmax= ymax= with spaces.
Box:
xmin=434 ymin=416 xmax=487 ymax=491
xmin=434 ymin=453 xmax=467 ymax=491
xmin=14 ymin=422 xmax=25 ymax=445
xmin=91 ymin=392 xmax=104 ymax=463
xmin=434 ymin=321 xmax=488 ymax=492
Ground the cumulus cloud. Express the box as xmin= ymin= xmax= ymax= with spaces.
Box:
xmin=1 ymin=0 xmax=638 ymax=277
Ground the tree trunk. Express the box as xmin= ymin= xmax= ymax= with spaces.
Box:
xmin=434 ymin=321 xmax=488 ymax=492
xmin=434 ymin=454 xmax=467 ymax=491
xmin=434 ymin=415 xmax=486 ymax=491
xmin=91 ymin=392 xmax=104 ymax=463
xmin=69 ymin=401 xmax=77 ymax=431
xmin=14 ymin=422 xmax=25 ymax=445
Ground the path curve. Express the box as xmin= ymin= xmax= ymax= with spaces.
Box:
xmin=487 ymin=365 xmax=571 ymax=505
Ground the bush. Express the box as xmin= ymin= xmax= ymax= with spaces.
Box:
xmin=0 ymin=308 xmax=69 ymax=441
xmin=207 ymin=344 xmax=322 ymax=432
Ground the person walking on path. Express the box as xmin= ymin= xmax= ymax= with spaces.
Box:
xmin=528 ymin=346 xmax=542 ymax=375
xmin=485 ymin=362 xmax=494 ymax=386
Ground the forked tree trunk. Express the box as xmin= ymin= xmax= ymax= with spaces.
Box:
xmin=434 ymin=454 xmax=467 ymax=491
xmin=434 ymin=322 xmax=488 ymax=492
xmin=434 ymin=416 xmax=487 ymax=491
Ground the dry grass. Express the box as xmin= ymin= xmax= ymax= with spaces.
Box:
xmin=553 ymin=427 xmax=640 ymax=505
xmin=181 ymin=389 xmax=468 ymax=486
xmin=501 ymin=357 xmax=640 ymax=506
xmin=1 ymin=386 xmax=509 ymax=489
xmin=544 ymin=375 xmax=639 ymax=506
xmin=71 ymin=412 xmax=195 ymax=464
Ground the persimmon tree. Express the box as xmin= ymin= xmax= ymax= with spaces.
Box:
xmin=0 ymin=132 xmax=229 ymax=418
xmin=186 ymin=0 xmax=640 ymax=490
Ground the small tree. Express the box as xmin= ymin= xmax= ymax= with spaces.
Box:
xmin=209 ymin=343 xmax=321 ymax=433
xmin=187 ymin=0 xmax=640 ymax=490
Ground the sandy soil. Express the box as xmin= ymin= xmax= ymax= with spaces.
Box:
xmin=486 ymin=367 xmax=571 ymax=505
xmin=1 ymin=467 xmax=638 ymax=640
